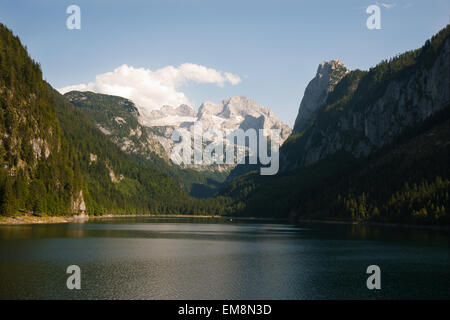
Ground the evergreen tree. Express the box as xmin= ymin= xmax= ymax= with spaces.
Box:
xmin=0 ymin=177 xmax=16 ymax=216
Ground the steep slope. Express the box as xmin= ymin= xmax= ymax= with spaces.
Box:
xmin=293 ymin=59 xmax=349 ymax=133
xmin=197 ymin=96 xmax=291 ymax=143
xmin=51 ymin=89 xmax=188 ymax=215
xmin=142 ymin=96 xmax=292 ymax=173
xmin=282 ymin=25 xmax=449 ymax=171
xmin=0 ymin=24 xmax=84 ymax=216
xmin=292 ymin=109 xmax=449 ymax=224
xmin=0 ymin=23 xmax=228 ymax=216
xmin=145 ymin=104 xmax=197 ymax=126
xmin=219 ymin=25 xmax=450 ymax=225
xmin=64 ymin=91 xmax=168 ymax=162
xmin=55 ymin=88 xmax=232 ymax=213
xmin=221 ymin=106 xmax=449 ymax=225
xmin=64 ymin=90 xmax=229 ymax=198
xmin=146 ymin=96 xmax=291 ymax=144
xmin=64 ymin=91 xmax=291 ymax=195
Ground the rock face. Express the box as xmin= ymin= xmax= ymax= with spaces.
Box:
xmin=141 ymin=96 xmax=292 ymax=170
xmin=282 ymin=33 xmax=450 ymax=172
xmin=147 ymin=104 xmax=197 ymax=124
xmin=66 ymin=91 xmax=291 ymax=172
xmin=72 ymin=190 xmax=87 ymax=214
xmin=147 ymin=96 xmax=292 ymax=144
xmin=293 ymin=59 xmax=349 ymax=133
xmin=65 ymin=91 xmax=167 ymax=161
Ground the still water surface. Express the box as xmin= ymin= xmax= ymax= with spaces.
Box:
xmin=0 ymin=217 xmax=448 ymax=299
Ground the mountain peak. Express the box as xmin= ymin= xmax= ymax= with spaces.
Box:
xmin=175 ymin=104 xmax=196 ymax=117
xmin=293 ymin=59 xmax=349 ymax=133
xmin=316 ymin=59 xmax=348 ymax=85
xmin=198 ymin=101 xmax=222 ymax=118
xmin=318 ymin=59 xmax=345 ymax=68
xmin=219 ymin=96 xmax=261 ymax=118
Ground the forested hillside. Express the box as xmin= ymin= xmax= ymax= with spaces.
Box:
xmin=0 ymin=23 xmax=230 ymax=217
xmin=219 ymin=25 xmax=450 ymax=225
xmin=221 ymin=106 xmax=449 ymax=224
xmin=64 ymin=90 xmax=228 ymax=198
xmin=0 ymin=23 xmax=83 ymax=216
xmin=1 ymin=21 xmax=448 ymax=225
xmin=282 ymin=24 xmax=449 ymax=170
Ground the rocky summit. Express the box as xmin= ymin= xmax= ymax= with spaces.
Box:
xmin=293 ymin=59 xmax=349 ymax=133
xmin=64 ymin=91 xmax=291 ymax=172
xmin=138 ymin=96 xmax=292 ymax=170
xmin=282 ymin=33 xmax=450 ymax=171
xmin=144 ymin=95 xmax=291 ymax=144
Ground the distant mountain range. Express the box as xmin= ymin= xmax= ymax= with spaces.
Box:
xmin=63 ymin=90 xmax=234 ymax=198
xmin=65 ymin=91 xmax=291 ymax=173
xmin=144 ymin=96 xmax=291 ymax=143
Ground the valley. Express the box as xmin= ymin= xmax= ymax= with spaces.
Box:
xmin=0 ymin=22 xmax=448 ymax=226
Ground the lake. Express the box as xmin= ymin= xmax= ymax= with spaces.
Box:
xmin=0 ymin=217 xmax=448 ymax=299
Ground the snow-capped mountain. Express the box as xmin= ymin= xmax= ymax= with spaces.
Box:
xmin=65 ymin=91 xmax=291 ymax=172
xmin=144 ymin=104 xmax=197 ymax=126
xmin=142 ymin=96 xmax=292 ymax=143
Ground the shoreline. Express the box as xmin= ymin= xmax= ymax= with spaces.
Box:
xmin=297 ymin=218 xmax=450 ymax=231
xmin=0 ymin=214 xmax=219 ymax=225
xmin=0 ymin=215 xmax=90 ymax=225
xmin=0 ymin=213 xmax=286 ymax=225
xmin=88 ymin=214 xmax=288 ymax=223
xmin=89 ymin=213 xmax=228 ymax=219
xmin=0 ymin=214 xmax=447 ymax=231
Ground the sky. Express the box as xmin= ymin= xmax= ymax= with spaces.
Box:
xmin=0 ymin=0 xmax=449 ymax=125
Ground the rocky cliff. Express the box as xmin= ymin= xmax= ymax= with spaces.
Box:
xmin=293 ymin=59 xmax=349 ymax=133
xmin=147 ymin=96 xmax=292 ymax=143
xmin=138 ymin=96 xmax=292 ymax=171
xmin=66 ymin=92 xmax=291 ymax=173
xmin=282 ymin=26 xmax=450 ymax=171
xmin=64 ymin=91 xmax=167 ymax=161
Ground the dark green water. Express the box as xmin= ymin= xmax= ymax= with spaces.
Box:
xmin=0 ymin=217 xmax=448 ymax=299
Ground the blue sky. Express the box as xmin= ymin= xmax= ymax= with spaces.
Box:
xmin=0 ymin=0 xmax=449 ymax=125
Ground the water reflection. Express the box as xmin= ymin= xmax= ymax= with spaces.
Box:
xmin=0 ymin=217 xmax=448 ymax=299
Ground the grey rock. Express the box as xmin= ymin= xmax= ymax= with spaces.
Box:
xmin=283 ymin=37 xmax=450 ymax=172
xmin=293 ymin=59 xmax=349 ymax=133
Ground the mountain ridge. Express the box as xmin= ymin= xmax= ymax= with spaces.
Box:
xmin=0 ymin=23 xmax=231 ymax=216
xmin=142 ymin=95 xmax=292 ymax=143
xmin=64 ymin=90 xmax=230 ymax=198
xmin=281 ymin=26 xmax=449 ymax=172
xmin=293 ymin=59 xmax=349 ymax=133
xmin=68 ymin=91 xmax=292 ymax=174
xmin=1 ymin=21 xmax=448 ymax=225
xmin=219 ymin=24 xmax=450 ymax=225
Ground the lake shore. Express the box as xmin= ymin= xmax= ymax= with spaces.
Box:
xmin=0 ymin=213 xmax=281 ymax=225
xmin=88 ymin=214 xmax=224 ymax=221
xmin=0 ymin=214 xmax=219 ymax=225
xmin=0 ymin=215 xmax=89 ymax=225
xmin=1 ymin=214 xmax=446 ymax=231
xmin=297 ymin=218 xmax=450 ymax=231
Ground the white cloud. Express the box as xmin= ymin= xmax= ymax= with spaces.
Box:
xmin=224 ymin=72 xmax=242 ymax=85
xmin=58 ymin=63 xmax=241 ymax=122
